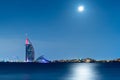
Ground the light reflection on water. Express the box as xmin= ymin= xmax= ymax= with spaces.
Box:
xmin=65 ymin=63 xmax=100 ymax=80
xmin=0 ymin=63 xmax=102 ymax=80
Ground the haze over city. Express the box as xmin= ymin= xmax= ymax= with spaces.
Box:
xmin=0 ymin=0 xmax=120 ymax=61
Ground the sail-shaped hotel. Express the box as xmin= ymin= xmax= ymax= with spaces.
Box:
xmin=25 ymin=38 xmax=50 ymax=63
xmin=25 ymin=38 xmax=35 ymax=62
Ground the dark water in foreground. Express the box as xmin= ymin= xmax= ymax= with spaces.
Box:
xmin=0 ymin=62 xmax=120 ymax=80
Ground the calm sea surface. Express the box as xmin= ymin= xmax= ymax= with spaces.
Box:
xmin=0 ymin=63 xmax=120 ymax=80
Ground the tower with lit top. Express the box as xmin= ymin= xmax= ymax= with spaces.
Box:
xmin=25 ymin=38 xmax=35 ymax=62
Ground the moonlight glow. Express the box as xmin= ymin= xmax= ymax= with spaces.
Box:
xmin=78 ymin=6 xmax=84 ymax=12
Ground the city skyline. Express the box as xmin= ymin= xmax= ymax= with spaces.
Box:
xmin=0 ymin=0 xmax=120 ymax=60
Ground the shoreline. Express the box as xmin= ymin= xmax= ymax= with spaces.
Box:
xmin=0 ymin=58 xmax=120 ymax=63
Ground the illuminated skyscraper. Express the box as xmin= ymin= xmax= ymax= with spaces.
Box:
xmin=25 ymin=38 xmax=35 ymax=62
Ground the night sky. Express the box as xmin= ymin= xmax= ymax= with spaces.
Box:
xmin=0 ymin=0 xmax=120 ymax=60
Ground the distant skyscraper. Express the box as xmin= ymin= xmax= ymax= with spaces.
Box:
xmin=25 ymin=38 xmax=35 ymax=62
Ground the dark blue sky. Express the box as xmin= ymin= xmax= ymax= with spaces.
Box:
xmin=0 ymin=0 xmax=120 ymax=60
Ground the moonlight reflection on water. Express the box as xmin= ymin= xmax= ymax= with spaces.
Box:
xmin=65 ymin=63 xmax=99 ymax=80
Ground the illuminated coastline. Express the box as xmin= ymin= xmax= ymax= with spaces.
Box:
xmin=0 ymin=58 xmax=120 ymax=63
xmin=0 ymin=38 xmax=119 ymax=63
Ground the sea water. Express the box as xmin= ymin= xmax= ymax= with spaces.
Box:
xmin=0 ymin=62 xmax=120 ymax=80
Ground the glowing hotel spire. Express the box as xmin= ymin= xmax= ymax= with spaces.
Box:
xmin=25 ymin=37 xmax=35 ymax=62
xmin=25 ymin=38 xmax=29 ymax=45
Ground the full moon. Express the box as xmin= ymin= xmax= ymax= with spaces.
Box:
xmin=78 ymin=6 xmax=84 ymax=12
